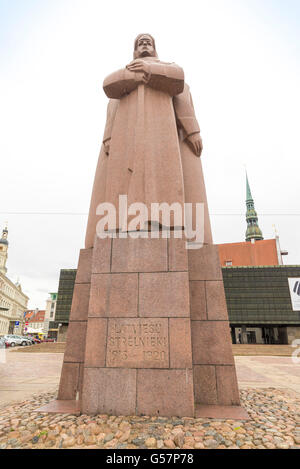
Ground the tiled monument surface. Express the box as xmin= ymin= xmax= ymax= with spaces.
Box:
xmin=54 ymin=234 xmax=246 ymax=419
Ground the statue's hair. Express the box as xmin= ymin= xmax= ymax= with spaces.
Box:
xmin=134 ymin=34 xmax=158 ymax=58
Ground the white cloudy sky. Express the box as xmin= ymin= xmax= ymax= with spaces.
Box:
xmin=0 ymin=0 xmax=299 ymax=308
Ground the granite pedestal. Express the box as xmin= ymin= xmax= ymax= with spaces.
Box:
xmin=37 ymin=234 xmax=247 ymax=419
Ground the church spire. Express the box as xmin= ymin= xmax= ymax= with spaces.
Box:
xmin=246 ymin=173 xmax=253 ymax=201
xmin=245 ymin=173 xmax=263 ymax=242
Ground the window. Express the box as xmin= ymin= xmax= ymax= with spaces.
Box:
xmin=226 ymin=261 xmax=233 ymax=266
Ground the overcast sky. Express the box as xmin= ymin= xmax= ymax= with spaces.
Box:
xmin=1 ymin=0 xmax=299 ymax=309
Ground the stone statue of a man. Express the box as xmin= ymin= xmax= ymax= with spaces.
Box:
xmin=85 ymin=34 xmax=212 ymax=247
xmin=54 ymin=35 xmax=243 ymax=419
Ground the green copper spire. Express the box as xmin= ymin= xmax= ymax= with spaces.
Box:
xmin=245 ymin=172 xmax=263 ymax=242
xmin=246 ymin=173 xmax=253 ymax=201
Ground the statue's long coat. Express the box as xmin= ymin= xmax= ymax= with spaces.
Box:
xmin=85 ymin=57 xmax=212 ymax=248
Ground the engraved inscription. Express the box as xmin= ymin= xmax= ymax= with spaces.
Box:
xmin=106 ymin=319 xmax=169 ymax=368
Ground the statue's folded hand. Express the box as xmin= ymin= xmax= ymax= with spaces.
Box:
xmin=186 ymin=133 xmax=203 ymax=157
xmin=126 ymin=61 xmax=151 ymax=85
xmin=126 ymin=60 xmax=151 ymax=76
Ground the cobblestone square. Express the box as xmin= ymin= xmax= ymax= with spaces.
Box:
xmin=0 ymin=348 xmax=299 ymax=449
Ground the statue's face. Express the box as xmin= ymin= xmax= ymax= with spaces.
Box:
xmin=136 ymin=35 xmax=155 ymax=58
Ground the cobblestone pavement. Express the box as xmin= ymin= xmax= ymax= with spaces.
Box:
xmin=1 ymin=351 xmax=300 ymax=449
xmin=0 ymin=388 xmax=299 ymax=449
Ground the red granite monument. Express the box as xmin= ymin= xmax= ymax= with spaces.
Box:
xmin=41 ymin=34 xmax=247 ymax=419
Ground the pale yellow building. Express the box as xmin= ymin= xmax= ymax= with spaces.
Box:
xmin=44 ymin=292 xmax=58 ymax=337
xmin=0 ymin=226 xmax=29 ymax=335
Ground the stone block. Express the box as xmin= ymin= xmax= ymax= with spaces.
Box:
xmin=191 ymin=321 xmax=234 ymax=365
xmin=92 ymin=236 xmax=112 ymax=273
xmin=76 ymin=248 xmax=93 ymax=284
xmin=81 ymin=368 xmax=137 ymax=415
xmin=139 ymin=272 xmax=190 ymax=317
xmin=188 ymin=245 xmax=222 ymax=281
xmin=195 ymin=405 xmax=249 ymax=420
xmin=64 ymin=321 xmax=87 ymax=363
xmin=35 ymin=400 xmax=81 ymax=415
xmin=137 ymin=369 xmax=194 ymax=417
xmin=78 ymin=363 xmax=84 ymax=397
xmin=81 ymin=368 xmax=98 ymax=415
xmin=206 ymin=281 xmax=228 ymax=320
xmin=190 ymin=281 xmax=207 ymax=320
xmin=70 ymin=283 xmax=90 ymax=321
xmin=106 ymin=318 xmax=169 ymax=368
xmin=89 ymin=273 xmax=138 ymax=317
xmin=84 ymin=318 xmax=107 ymax=368
xmin=168 ymin=237 xmax=188 ymax=272
xmin=111 ymin=237 xmax=167 ymax=272
xmin=216 ymin=366 xmax=241 ymax=406
xmin=57 ymin=363 xmax=80 ymax=400
xmin=169 ymin=318 xmax=192 ymax=368
xmin=193 ymin=365 xmax=217 ymax=405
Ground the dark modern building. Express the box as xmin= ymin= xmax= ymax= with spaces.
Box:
xmin=54 ymin=265 xmax=300 ymax=345
xmin=223 ymin=265 xmax=300 ymax=344
xmin=50 ymin=269 xmax=76 ymax=342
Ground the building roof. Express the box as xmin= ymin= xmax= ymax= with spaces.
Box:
xmin=34 ymin=311 xmax=45 ymax=322
xmin=25 ymin=310 xmax=46 ymax=323
xmin=24 ymin=311 xmax=35 ymax=321
xmin=222 ymin=265 xmax=300 ymax=325
xmin=218 ymin=238 xmax=279 ymax=267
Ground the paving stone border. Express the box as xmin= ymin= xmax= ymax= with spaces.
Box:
xmin=0 ymin=388 xmax=299 ymax=449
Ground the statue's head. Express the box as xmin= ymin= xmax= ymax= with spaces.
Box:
xmin=134 ymin=34 xmax=158 ymax=59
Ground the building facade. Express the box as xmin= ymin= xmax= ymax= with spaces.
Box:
xmin=223 ymin=266 xmax=300 ymax=344
xmin=44 ymin=292 xmax=58 ymax=338
xmin=54 ymin=269 xmax=76 ymax=341
xmin=24 ymin=309 xmax=46 ymax=334
xmin=0 ymin=226 xmax=29 ymax=335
